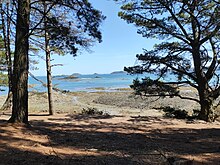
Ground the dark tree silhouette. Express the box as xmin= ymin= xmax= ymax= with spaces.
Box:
xmin=117 ymin=0 xmax=220 ymax=121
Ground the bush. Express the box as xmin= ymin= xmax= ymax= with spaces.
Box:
xmin=162 ymin=106 xmax=189 ymax=119
xmin=81 ymin=107 xmax=108 ymax=116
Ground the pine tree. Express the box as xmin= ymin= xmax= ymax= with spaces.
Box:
xmin=7 ymin=0 xmax=105 ymax=123
xmin=118 ymin=0 xmax=220 ymax=121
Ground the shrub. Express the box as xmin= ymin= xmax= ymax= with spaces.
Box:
xmin=81 ymin=107 xmax=108 ymax=116
xmin=162 ymin=106 xmax=189 ymax=119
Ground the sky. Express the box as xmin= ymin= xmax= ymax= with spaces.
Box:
xmin=32 ymin=0 xmax=157 ymax=76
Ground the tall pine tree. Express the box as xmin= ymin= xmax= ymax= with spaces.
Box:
xmin=118 ymin=0 xmax=220 ymax=121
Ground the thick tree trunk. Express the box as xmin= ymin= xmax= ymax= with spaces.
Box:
xmin=44 ymin=2 xmax=54 ymax=115
xmin=199 ymin=100 xmax=214 ymax=122
xmin=192 ymin=46 xmax=214 ymax=122
xmin=198 ymin=89 xmax=214 ymax=122
xmin=8 ymin=0 xmax=30 ymax=124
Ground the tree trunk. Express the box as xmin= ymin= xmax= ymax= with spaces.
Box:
xmin=45 ymin=35 xmax=54 ymax=116
xmin=198 ymin=90 xmax=214 ymax=122
xmin=8 ymin=0 xmax=30 ymax=124
xmin=6 ymin=0 xmax=13 ymax=92
xmin=44 ymin=1 xmax=54 ymax=115
xmin=0 ymin=92 xmax=12 ymax=111
xmin=199 ymin=101 xmax=214 ymax=122
xmin=0 ymin=1 xmax=13 ymax=111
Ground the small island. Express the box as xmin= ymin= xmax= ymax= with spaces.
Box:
xmin=94 ymin=76 xmax=101 ymax=78
xmin=110 ymin=71 xmax=126 ymax=74
xmin=59 ymin=75 xmax=79 ymax=80
xmin=71 ymin=73 xmax=81 ymax=76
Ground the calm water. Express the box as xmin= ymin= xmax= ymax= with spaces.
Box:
xmin=0 ymin=72 xmax=176 ymax=95
xmin=30 ymin=73 xmax=142 ymax=92
xmin=0 ymin=73 xmax=143 ymax=95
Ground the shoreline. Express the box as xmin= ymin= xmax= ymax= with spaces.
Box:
xmin=1 ymin=87 xmax=200 ymax=116
xmin=0 ymin=86 xmax=133 ymax=97
xmin=1 ymin=87 xmax=219 ymax=119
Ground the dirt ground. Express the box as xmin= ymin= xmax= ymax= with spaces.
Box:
xmin=0 ymin=91 xmax=220 ymax=164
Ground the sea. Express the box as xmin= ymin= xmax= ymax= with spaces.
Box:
xmin=0 ymin=72 xmax=178 ymax=95
xmin=0 ymin=72 xmax=147 ymax=95
xmin=0 ymin=72 xmax=179 ymax=96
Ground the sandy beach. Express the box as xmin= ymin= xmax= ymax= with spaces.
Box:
xmin=0 ymin=89 xmax=220 ymax=164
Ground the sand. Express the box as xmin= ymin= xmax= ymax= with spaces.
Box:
xmin=0 ymin=90 xmax=220 ymax=164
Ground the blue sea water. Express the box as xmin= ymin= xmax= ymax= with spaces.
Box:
xmin=0 ymin=72 xmax=177 ymax=95
xmin=0 ymin=73 xmax=145 ymax=95
xmin=30 ymin=73 xmax=142 ymax=92
xmin=0 ymin=72 xmax=179 ymax=95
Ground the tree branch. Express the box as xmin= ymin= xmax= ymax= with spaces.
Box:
xmin=160 ymin=0 xmax=192 ymax=43
xmin=29 ymin=2 xmax=56 ymax=36
xmin=140 ymin=93 xmax=199 ymax=103
xmin=138 ymin=55 xmax=197 ymax=82
xmin=28 ymin=72 xmax=67 ymax=93
xmin=205 ymin=38 xmax=217 ymax=81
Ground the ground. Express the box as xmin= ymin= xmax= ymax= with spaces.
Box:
xmin=0 ymin=90 xmax=220 ymax=164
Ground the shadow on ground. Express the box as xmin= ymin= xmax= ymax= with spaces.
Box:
xmin=0 ymin=114 xmax=220 ymax=165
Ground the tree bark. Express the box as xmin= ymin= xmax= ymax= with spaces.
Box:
xmin=44 ymin=1 xmax=54 ymax=115
xmin=45 ymin=33 xmax=54 ymax=115
xmin=191 ymin=44 xmax=215 ymax=122
xmin=199 ymin=100 xmax=214 ymax=122
xmin=8 ymin=0 xmax=30 ymax=124
xmin=0 ymin=1 xmax=13 ymax=92
xmin=198 ymin=88 xmax=214 ymax=122
xmin=6 ymin=1 xmax=13 ymax=92
xmin=0 ymin=1 xmax=13 ymax=111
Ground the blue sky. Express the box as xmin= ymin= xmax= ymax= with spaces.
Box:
xmin=32 ymin=0 xmax=157 ymax=76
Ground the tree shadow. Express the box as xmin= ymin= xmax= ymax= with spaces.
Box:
xmin=0 ymin=113 xmax=11 ymax=116
xmin=128 ymin=116 xmax=174 ymax=126
xmin=64 ymin=113 xmax=117 ymax=120
xmin=0 ymin=145 xmax=148 ymax=165
xmin=29 ymin=114 xmax=51 ymax=116
xmin=0 ymin=119 xmax=7 ymax=123
xmin=0 ymin=115 xmax=220 ymax=164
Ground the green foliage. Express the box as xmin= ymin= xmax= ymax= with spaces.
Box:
xmin=0 ymin=34 xmax=8 ymax=87
xmin=81 ymin=107 xmax=108 ymax=116
xmin=119 ymin=0 xmax=219 ymax=84
xmin=162 ymin=106 xmax=189 ymax=119
xmin=0 ymin=72 xmax=8 ymax=86
xmin=192 ymin=109 xmax=200 ymax=118
xmin=119 ymin=0 xmax=220 ymax=121
xmin=31 ymin=0 xmax=105 ymax=56
xmin=130 ymin=77 xmax=179 ymax=97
